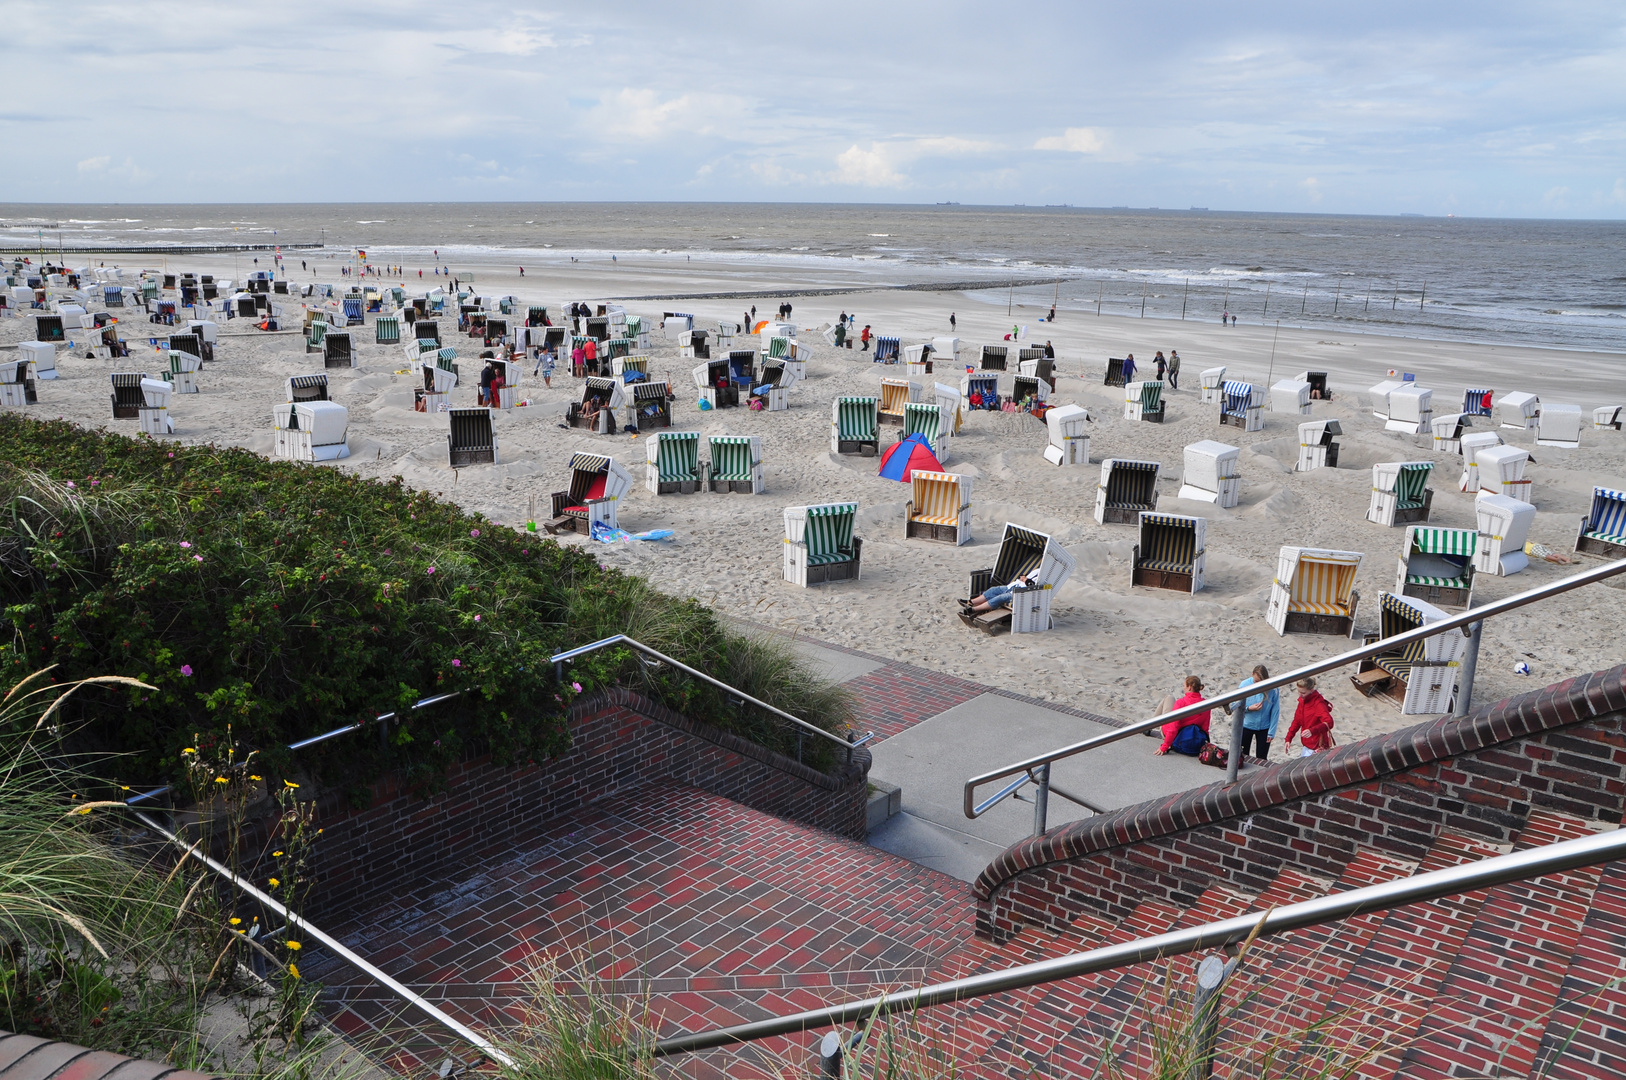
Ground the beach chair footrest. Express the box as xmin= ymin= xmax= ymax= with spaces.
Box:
xmin=836 ymin=439 xmax=879 ymax=456
xmin=1283 ymin=610 xmax=1355 ymax=637
xmin=1577 ymin=534 xmax=1626 ymax=559
xmin=1401 ymin=581 xmax=1471 ymax=610
xmin=906 ymin=519 xmax=962 ymax=544
xmin=1133 ymin=566 xmax=1194 ymax=592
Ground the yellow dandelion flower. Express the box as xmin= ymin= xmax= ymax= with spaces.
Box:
xmin=214 ymin=776 xmax=229 ymax=784
xmin=272 ymin=850 xmax=284 ymax=857
xmin=249 ymin=775 xmax=263 ymax=781
xmin=230 ymin=917 xmax=242 ymax=926
xmin=268 ymin=877 xmax=281 ymax=888
xmin=287 ymin=963 xmax=300 ymax=979
xmin=286 ymin=941 xmax=302 ymax=951
xmin=183 ymin=747 xmax=196 ymax=754
xmin=283 ymin=780 xmax=300 ymax=789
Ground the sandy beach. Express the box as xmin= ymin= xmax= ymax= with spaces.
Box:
xmin=5 ymin=251 xmax=1624 ymax=747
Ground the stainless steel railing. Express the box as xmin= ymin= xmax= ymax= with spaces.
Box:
xmin=651 ymin=824 xmax=1626 ymax=1056
xmin=964 ymin=557 xmax=1626 ymax=835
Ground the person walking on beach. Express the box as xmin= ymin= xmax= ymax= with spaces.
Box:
xmin=1155 ymin=676 xmax=1211 ymax=756
xmin=860 ymin=325 xmax=871 ymax=351
xmin=536 ymin=344 xmax=556 ymax=385
xmin=1122 ymin=353 xmax=1136 ymax=383
xmin=1167 ymin=349 xmax=1181 ymax=389
xmin=519 ymin=266 xmax=524 ymax=277
xmin=1238 ymin=665 xmax=1280 ymax=761
xmin=750 ymin=304 xmax=757 ymax=326
xmin=1154 ymin=351 xmax=1168 ymax=381
xmin=833 ymin=321 xmax=846 ymax=348
xmin=1284 ymin=678 xmax=1335 ymax=758
xmin=950 ymin=312 xmax=956 ymax=331
xmin=1048 ymin=305 xmax=1056 ymax=322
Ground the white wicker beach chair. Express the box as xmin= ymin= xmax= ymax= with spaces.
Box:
xmin=905 ymin=471 xmax=971 ymax=546
xmin=1124 ymin=380 xmax=1166 ymax=422
xmin=1266 ymin=547 xmax=1362 ymax=637
xmin=570 ymin=376 xmax=625 ymax=433
xmin=1431 ymin=412 xmax=1472 ymax=454
xmin=933 ymin=381 xmax=963 ymax=436
xmin=963 ymin=523 xmax=1077 ymax=635
xmin=831 ymin=396 xmax=879 ymax=456
xmin=1043 ymin=404 xmax=1090 ymax=466
xmin=1132 ymin=512 xmax=1206 ymax=593
xmin=272 ymin=400 xmax=349 ymax=461
xmin=164 ymin=350 xmax=201 ymax=394
xmin=1271 ymin=379 xmax=1312 ymax=415
xmin=1457 ymin=431 xmax=1504 ymax=492
xmin=932 ymin=337 xmax=961 ymax=366
xmin=1177 ymin=440 xmax=1240 ymax=507
xmin=902 ymin=342 xmax=931 ymax=376
xmin=1095 ymin=458 xmax=1161 ymax=525
xmin=1385 ymin=385 xmax=1433 ymax=434
xmin=0 ymin=359 xmax=30 ymax=409
xmin=1294 ymin=371 xmax=1332 ymax=400
xmin=1353 ymin=593 xmax=1468 ymax=715
xmin=1474 ymin=493 xmax=1536 ymax=577
xmin=1219 ymin=380 xmax=1264 ymax=431
xmin=1199 ymin=366 xmax=1227 ymax=405
xmin=1396 ymin=526 xmax=1477 ymax=611
xmin=1367 ymin=461 xmax=1434 ymax=527
xmin=1474 ymin=444 xmax=1531 ymax=502
xmin=1368 ymin=379 xmax=1406 ymax=420
xmin=137 ymin=378 xmax=175 ymax=434
xmin=1297 ymin=419 xmax=1343 ymax=471
xmin=707 ymin=435 xmax=763 ymax=494
xmin=19 ymin=342 xmax=55 ymax=383
xmin=1575 ymin=487 xmax=1626 ymax=559
xmin=783 ymin=503 xmax=862 ymax=587
xmin=1594 ymin=406 xmax=1623 ymax=431
xmin=547 ymin=453 xmax=631 ymax=534
xmin=1536 ymin=403 xmax=1583 ymax=448
xmin=645 ymin=431 xmax=702 ymax=495
xmin=1497 ymin=391 xmax=1540 ymax=431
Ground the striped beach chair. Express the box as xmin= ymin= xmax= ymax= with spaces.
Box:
xmin=1266 ymin=547 xmax=1362 ymax=637
xmin=631 ymin=381 xmax=671 ymax=430
xmin=693 ymin=359 xmax=734 ymax=409
xmin=1431 ymin=412 xmax=1471 ymax=454
xmin=1297 ymin=419 xmax=1343 ymax=471
xmin=526 ymin=306 xmax=548 ymax=327
xmin=1199 ymin=366 xmax=1226 ymax=404
xmin=1397 ymin=526 xmax=1477 ymax=610
xmin=905 ymin=471 xmax=971 ymax=546
xmin=569 ymin=376 xmax=624 ymax=432
xmin=286 ymin=373 xmax=329 ymax=403
xmin=645 ymin=430 xmax=702 ymax=494
xmin=1095 ymin=458 xmax=1161 ymax=525
xmin=1132 ymin=512 xmax=1206 ymax=593
xmin=981 ymin=345 xmax=1009 ymax=371
xmin=900 ymin=401 xmax=946 ymax=460
xmin=1595 ymin=405 xmax=1623 ymax=431
xmin=831 ymin=396 xmax=880 ymax=456
xmin=1104 ymin=357 xmax=1130 ymax=387
xmin=783 ymin=503 xmax=862 ymax=586
xmin=1353 ymin=593 xmax=1467 ymax=714
xmin=1177 ymin=440 xmax=1240 ymax=507
xmin=872 ymin=335 xmax=901 ymax=363
xmin=305 ymin=319 xmax=328 ymax=354
xmin=1367 ymin=461 xmax=1434 ymax=527
xmin=414 ymin=319 xmax=440 ymax=345
xmin=1462 ymin=388 xmax=1495 ymax=417
xmin=1271 ymin=379 xmax=1312 ymax=415
xmin=613 ymin=354 xmax=650 ymax=385
xmin=707 ymin=435 xmax=763 ymax=494
xmin=375 ymin=315 xmax=400 ymax=345
xmin=342 ymin=296 xmax=363 ymax=325
xmin=110 ymin=372 xmax=145 ymax=419
xmin=1536 ymin=403 xmax=1583 ymax=448
xmin=164 ymin=350 xmax=201 ymax=394
xmin=1497 ymin=391 xmax=1539 ymax=430
xmin=323 ymin=331 xmax=353 ymax=369
xmin=447 ymin=407 xmax=499 ymax=467
xmin=272 ymin=400 xmax=349 ymax=462
xmin=879 ymin=377 xmax=921 ymax=426
xmin=964 ymin=523 xmax=1077 ymax=635
xmin=764 ymin=335 xmax=791 ymax=360
xmin=1474 ymin=493 xmax=1536 ymax=577
xmin=1044 ymin=403 xmax=1090 ymax=466
xmin=1474 ymin=444 xmax=1531 ymax=502
xmin=1124 ymin=379 xmax=1165 ymax=422
xmin=547 ymin=453 xmax=631 ymax=534
xmin=1012 ymin=374 xmax=1049 ymax=410
xmin=1385 ymin=385 xmax=1433 ymax=434
xmin=726 ymin=350 xmax=755 ymax=390
xmin=1575 ymin=487 xmax=1626 ymax=559
xmin=1220 ymin=380 xmax=1263 ymax=431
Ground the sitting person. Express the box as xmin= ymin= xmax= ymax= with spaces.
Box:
xmin=961 ymin=573 xmax=1033 ymax=617
xmin=579 ymin=397 xmax=602 ymax=429
xmin=1155 ymin=676 xmax=1211 ymax=756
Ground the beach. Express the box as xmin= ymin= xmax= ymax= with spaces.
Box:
xmin=4 ymin=249 xmax=1624 ymax=748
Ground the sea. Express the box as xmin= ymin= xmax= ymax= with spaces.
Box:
xmin=3 ymin=202 xmax=1624 ymax=354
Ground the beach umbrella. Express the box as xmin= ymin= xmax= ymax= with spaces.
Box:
xmin=877 ymin=433 xmax=942 ymax=482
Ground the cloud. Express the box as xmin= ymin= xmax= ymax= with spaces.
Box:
xmin=751 ymin=160 xmax=805 ymax=185
xmin=831 ymin=144 xmax=907 ymax=187
xmin=77 ymin=156 xmax=110 ymax=173
xmin=1034 ymin=127 xmax=1105 ymax=153
xmin=595 ymin=88 xmax=747 ymax=141
xmin=1302 ymin=176 xmax=1323 ymax=203
xmin=1543 ymin=185 xmax=1571 ymax=207
xmin=1613 ymin=178 xmax=1626 ymax=204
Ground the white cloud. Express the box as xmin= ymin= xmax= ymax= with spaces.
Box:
xmin=595 ymin=88 xmax=746 ymax=141
xmin=831 ymin=144 xmax=907 ymax=187
xmin=77 ymin=156 xmax=110 ymax=173
xmin=1302 ymin=176 xmax=1323 ymax=203
xmin=1612 ymin=178 xmax=1626 ymax=204
xmin=751 ymin=160 xmax=805 ymax=185
xmin=1543 ymin=185 xmax=1571 ymax=207
xmin=1034 ymin=127 xmax=1105 ymax=153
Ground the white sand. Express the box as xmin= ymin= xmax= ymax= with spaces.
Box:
xmin=6 ymin=253 xmax=1625 ymax=746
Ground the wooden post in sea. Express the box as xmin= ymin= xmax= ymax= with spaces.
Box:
xmin=1300 ymin=284 xmax=1308 ymax=315
xmin=1392 ymin=282 xmax=1400 ymax=311
xmin=1365 ymin=281 xmax=1373 ymax=313
xmin=1182 ymin=278 xmax=1189 ymax=320
xmin=1097 ymin=282 xmax=1103 ymax=316
xmin=1419 ymin=280 xmax=1426 ymax=311
xmin=1333 ymin=280 xmax=1341 ymax=315
xmin=1223 ymin=281 xmax=1230 ymax=320
xmin=1262 ymin=283 xmax=1271 ymax=321
xmin=1140 ymin=280 xmax=1148 ymax=318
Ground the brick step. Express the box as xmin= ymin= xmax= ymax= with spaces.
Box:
xmin=1394 ymin=810 xmax=1611 ymax=1080
xmin=1529 ymin=858 xmax=1626 ymax=1079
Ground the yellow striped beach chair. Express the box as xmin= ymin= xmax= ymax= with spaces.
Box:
xmin=906 ymin=471 xmax=971 ymax=546
xmin=1353 ymin=593 xmax=1467 ymax=714
xmin=1266 ymin=547 xmax=1362 ymax=636
xmin=1132 ymin=512 xmax=1206 ymax=593
xmin=879 ymin=377 xmax=921 ymax=426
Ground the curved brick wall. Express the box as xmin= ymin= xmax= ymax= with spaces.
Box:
xmin=975 ymin=666 xmax=1626 ymax=942
xmin=0 ymin=1032 xmax=217 ymax=1080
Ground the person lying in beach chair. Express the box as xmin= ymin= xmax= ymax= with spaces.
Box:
xmin=1297 ymin=419 xmax=1342 ymax=471
xmin=1367 ymin=461 xmax=1434 ymax=527
xmin=1178 ymin=440 xmax=1240 ymax=507
xmin=1575 ymin=487 xmax=1626 ymax=560
xmin=1095 ymin=458 xmax=1161 ymax=525
xmin=1352 ymin=593 xmax=1468 ymax=715
xmin=707 ymin=435 xmax=764 ymax=494
xmin=905 ymin=470 xmax=971 ymax=546
xmin=645 ymin=431 xmax=702 ymax=494
xmin=1132 ymin=512 xmax=1206 ymax=593
xmin=1011 ymin=373 xmax=1048 ymax=415
xmin=1396 ymin=526 xmax=1477 ymax=611
xmin=547 ymin=453 xmax=632 ymax=535
xmin=1474 ymin=494 xmax=1536 ymax=577
xmin=961 ymin=522 xmax=1077 ymax=635
xmin=1266 ymin=547 xmax=1362 ymax=637
xmin=831 ymin=396 xmax=880 ymax=456
xmin=1125 ymin=379 xmax=1165 ymax=422
xmin=872 ymin=335 xmax=900 ymax=364
xmin=783 ymin=503 xmax=862 ymax=587
xmin=1296 ymin=371 xmax=1331 ymax=400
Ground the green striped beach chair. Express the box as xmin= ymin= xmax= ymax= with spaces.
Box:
xmin=1353 ymin=593 xmax=1467 ymax=714
xmin=900 ymin=401 xmax=945 ymax=459
xmin=1132 ymin=512 xmax=1206 ymax=593
xmin=645 ymin=431 xmax=702 ymax=494
xmin=305 ymin=319 xmax=327 ymax=354
xmin=375 ymin=315 xmax=401 ymax=345
xmin=831 ymin=396 xmax=879 ymax=455
xmin=1574 ymin=487 xmax=1626 ymax=560
xmin=707 ymin=435 xmax=763 ymax=494
xmin=783 ymin=503 xmax=862 ymax=586
xmin=1367 ymin=461 xmax=1434 ymax=527
xmin=1124 ymin=379 xmax=1165 ymax=422
xmin=1397 ymin=526 xmax=1476 ymax=610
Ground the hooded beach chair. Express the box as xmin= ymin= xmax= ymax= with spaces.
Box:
xmin=962 ymin=371 xmax=1000 ymax=411
xmin=1354 ymin=593 xmax=1468 ymax=714
xmin=692 ymin=359 xmax=736 ymax=409
xmin=586 ymin=315 xmax=611 ymax=341
xmin=1594 ymin=406 xmax=1622 ymax=431
xmin=965 ymin=523 xmax=1077 ymax=635
xmin=137 ymin=378 xmax=174 ymax=435
xmin=612 ymin=354 xmax=650 ymax=385
xmin=110 ymin=372 xmax=146 ymax=419
xmin=164 ymin=350 xmax=201 ymax=394
xmin=526 ymin=305 xmax=548 ymax=327
xmin=1012 ymin=374 xmax=1049 ymax=411
xmin=1104 ymin=357 xmax=1130 ymax=387
xmin=1271 ymin=379 xmax=1312 ymax=415
xmin=932 ymin=337 xmax=961 ymax=366
xmin=447 ymin=407 xmax=499 ymax=466
xmin=1497 ymin=391 xmax=1540 ymax=431
xmin=1295 ymin=371 xmax=1331 ymax=400
xmin=1367 ymin=461 xmax=1434 ymax=526
xmin=1132 ymin=512 xmax=1206 ymax=593
xmin=1536 ymin=403 xmax=1583 ymax=448
xmin=35 ymin=315 xmax=64 ymax=343
xmin=1431 ymin=413 xmax=1472 ymax=454
xmin=980 ymin=345 xmax=1009 ymax=371
xmin=414 ymin=319 xmax=440 ymax=345
xmin=375 ymin=315 xmax=401 ymax=345
xmin=763 ymin=334 xmax=792 ymax=362
xmin=903 ymin=342 xmax=932 ymax=375
xmin=1266 ymin=547 xmax=1362 ymax=637
xmin=168 ymin=333 xmax=202 ymax=363
xmin=305 ymin=319 xmax=328 ymax=354
xmin=645 ymin=431 xmax=702 ymax=494
xmin=933 ymin=382 xmax=963 ymax=436
xmin=569 ymin=376 xmax=625 ymax=433
xmin=548 ymin=453 xmax=631 ymax=534
xmin=1368 ymin=379 xmax=1406 ymax=420
xmin=342 ymin=296 xmax=364 ymax=325
xmin=753 ymin=358 xmax=800 ymax=412
xmin=324 ymin=331 xmax=354 ymax=369
xmin=1219 ymin=380 xmax=1264 ymax=431
xmin=1044 ymin=404 xmax=1090 ymax=466
xmin=663 ymin=312 xmax=694 ymax=338
xmin=873 ymin=335 xmax=900 ymax=364
xmin=1178 ymin=440 xmax=1240 ymax=507
xmin=1297 ymin=419 xmax=1343 ymax=471
xmin=726 ymin=350 xmax=755 ymax=392
xmin=485 ymin=318 xmax=511 ymax=347
xmin=1397 ymin=526 xmax=1477 ymax=611
xmin=272 ymin=400 xmax=350 ymax=462
xmin=287 ymin=374 xmax=329 ymax=403
xmin=1457 ymin=431 xmax=1504 ymax=492
xmin=831 ymin=396 xmax=880 ymax=456
xmin=1463 ymin=388 xmax=1495 ymax=418
xmin=0 ymin=360 xmax=30 ymax=409
xmin=1574 ymin=487 xmax=1626 ymax=559
xmin=906 ymin=471 xmax=972 ymax=546
xmin=631 ymin=381 xmax=671 ymax=430
xmin=1018 ymin=355 xmax=1056 ymax=391
xmin=1385 ymin=385 xmax=1433 ymax=434
xmin=1475 ymin=493 xmax=1536 ymax=577
xmin=783 ymin=503 xmax=862 ymax=587
xmin=899 ymin=401 xmax=947 ymax=461
xmin=1095 ymin=458 xmax=1161 ymax=525
xmin=707 ymin=435 xmax=763 ymax=494
xmin=716 ymin=319 xmax=740 ymax=347
xmin=18 ymin=343 xmax=54 ymax=387
xmin=1199 ymin=366 xmax=1227 ymax=405
xmin=1124 ymin=380 xmax=1165 ymax=422
xmin=1474 ymin=444 xmax=1531 ymax=502
xmin=879 ymin=377 xmax=922 ymax=426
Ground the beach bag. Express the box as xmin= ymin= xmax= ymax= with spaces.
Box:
xmin=1197 ymin=742 xmax=1229 ymax=768
xmin=1171 ymin=724 xmax=1207 ymax=756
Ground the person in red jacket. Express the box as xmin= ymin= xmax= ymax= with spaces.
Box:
xmin=1285 ymin=677 xmax=1335 ymax=757
xmin=1156 ymin=675 xmax=1211 ymax=755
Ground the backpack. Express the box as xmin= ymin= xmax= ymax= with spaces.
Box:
xmin=1171 ymin=724 xmax=1207 ymax=757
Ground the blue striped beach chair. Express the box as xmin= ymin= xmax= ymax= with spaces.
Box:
xmin=644 ymin=431 xmax=702 ymax=494
xmin=342 ymin=296 xmax=363 ymax=325
xmin=1462 ymin=388 xmax=1494 ymax=417
xmin=1132 ymin=512 xmax=1206 ymax=593
xmin=961 ymin=371 xmax=1000 ymax=411
xmin=1220 ymin=380 xmax=1263 ymax=431
xmin=1354 ymin=593 xmax=1467 ymax=714
xmin=1397 ymin=526 xmax=1477 ymax=610
xmin=1266 ymin=547 xmax=1362 ymax=636
xmin=707 ymin=435 xmax=763 ymax=494
xmin=1094 ymin=459 xmax=1161 ymax=525
xmin=831 ymin=396 xmax=879 ymax=455
xmin=1575 ymin=487 xmax=1626 ymax=559
xmin=1367 ymin=461 xmax=1434 ymax=527
xmin=783 ymin=503 xmax=862 ymax=586
xmin=906 ymin=471 xmax=971 ymax=546
xmin=873 ymin=335 xmax=900 ymax=363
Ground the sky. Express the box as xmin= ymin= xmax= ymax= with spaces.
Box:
xmin=3 ymin=0 xmax=1624 ymax=218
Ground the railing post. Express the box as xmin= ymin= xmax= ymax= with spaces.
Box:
xmin=1453 ymin=620 xmax=1482 ymax=717
xmin=1032 ymin=762 xmax=1051 ymax=836
xmin=1189 ymin=954 xmax=1233 ymax=1080
xmin=816 ymin=1030 xmax=843 ymax=1077
xmin=1225 ymin=698 xmax=1246 ymax=784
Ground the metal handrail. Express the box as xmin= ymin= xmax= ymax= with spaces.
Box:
xmin=552 ymin=634 xmax=871 ymax=761
xmin=964 ymin=557 xmax=1626 ymax=825
xmin=651 ymin=824 xmax=1626 ymax=1056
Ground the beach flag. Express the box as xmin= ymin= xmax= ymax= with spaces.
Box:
xmin=877 ymin=433 xmax=943 ymax=482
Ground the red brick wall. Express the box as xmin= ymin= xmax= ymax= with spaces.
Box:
xmin=975 ymin=667 xmax=1626 ymax=942
xmin=298 ymin=687 xmax=870 ymax=918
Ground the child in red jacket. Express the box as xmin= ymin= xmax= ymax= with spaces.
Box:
xmin=1285 ymin=677 xmax=1335 ymax=757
